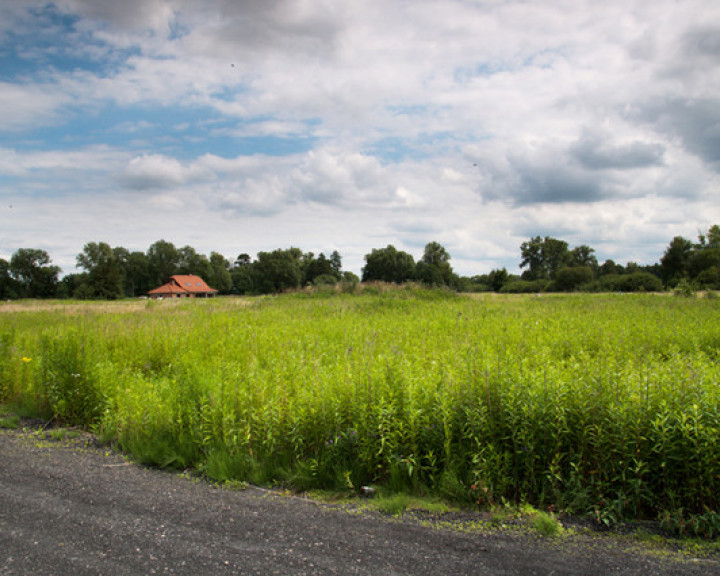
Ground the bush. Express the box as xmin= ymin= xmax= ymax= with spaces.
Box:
xmin=696 ymin=267 xmax=720 ymax=289
xmin=500 ymin=279 xmax=550 ymax=293
xmin=552 ymin=266 xmax=594 ymax=292
xmin=618 ymin=272 xmax=663 ymax=292
xmin=587 ymin=272 xmax=663 ymax=293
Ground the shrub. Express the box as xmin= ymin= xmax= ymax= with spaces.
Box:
xmin=500 ymin=279 xmax=550 ymax=293
xmin=552 ymin=266 xmax=594 ymax=291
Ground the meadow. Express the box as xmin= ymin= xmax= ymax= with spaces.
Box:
xmin=1 ymin=289 xmax=719 ymax=536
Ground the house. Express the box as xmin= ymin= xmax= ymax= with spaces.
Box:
xmin=148 ymin=275 xmax=218 ymax=298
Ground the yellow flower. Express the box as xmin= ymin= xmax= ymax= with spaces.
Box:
xmin=21 ymin=357 xmax=32 ymax=363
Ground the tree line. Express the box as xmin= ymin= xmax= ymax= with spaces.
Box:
xmin=0 ymin=225 xmax=718 ymax=299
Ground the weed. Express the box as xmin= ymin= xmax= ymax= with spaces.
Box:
xmin=376 ymin=493 xmax=411 ymax=516
xmin=531 ymin=511 xmax=563 ymax=537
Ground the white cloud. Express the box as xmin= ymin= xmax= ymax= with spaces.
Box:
xmin=1 ymin=0 xmax=720 ymax=278
xmin=119 ymin=153 xmax=215 ymax=189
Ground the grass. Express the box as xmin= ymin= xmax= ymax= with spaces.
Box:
xmin=531 ymin=511 xmax=564 ymax=537
xmin=376 ymin=493 xmax=412 ymax=516
xmin=1 ymin=290 xmax=719 ymax=534
xmin=0 ymin=413 xmax=20 ymax=429
xmin=47 ymin=427 xmax=82 ymax=441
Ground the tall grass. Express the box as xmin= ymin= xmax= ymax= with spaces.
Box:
xmin=1 ymin=292 xmax=719 ymax=533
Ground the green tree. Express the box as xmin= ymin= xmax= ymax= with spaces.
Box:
xmin=362 ymin=245 xmax=415 ymax=283
xmin=416 ymin=241 xmax=454 ymax=286
xmin=76 ymin=242 xmax=124 ymax=299
xmin=698 ymin=224 xmax=720 ymax=248
xmin=598 ymin=259 xmax=624 ymax=276
xmin=57 ymin=273 xmax=87 ymax=299
xmin=330 ymin=250 xmax=343 ymax=276
xmin=117 ymin=250 xmax=150 ymax=297
xmin=688 ymin=248 xmax=720 ymax=279
xmin=520 ymin=236 xmax=570 ymax=280
xmin=254 ymin=248 xmax=302 ymax=293
xmin=177 ymin=245 xmax=211 ymax=279
xmin=487 ymin=268 xmax=509 ymax=292
xmin=9 ymin=248 xmax=60 ymax=298
xmin=0 ymin=258 xmax=20 ymax=299
xmin=543 ymin=237 xmax=571 ymax=279
xmin=208 ymin=252 xmax=232 ymax=294
xmin=231 ymin=255 xmax=255 ymax=295
xmin=147 ymin=240 xmax=180 ymax=287
xmin=660 ymin=236 xmax=693 ymax=287
xmin=235 ymin=253 xmax=252 ymax=267
xmin=570 ymin=245 xmax=598 ymax=271
xmin=302 ymin=252 xmax=340 ymax=285
xmin=519 ymin=236 xmax=544 ymax=280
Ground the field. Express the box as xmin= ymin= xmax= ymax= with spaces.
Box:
xmin=1 ymin=289 xmax=719 ymax=536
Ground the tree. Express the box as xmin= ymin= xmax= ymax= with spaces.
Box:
xmin=177 ymin=245 xmax=211 ymax=279
xmin=570 ymin=245 xmax=598 ymax=271
xmin=231 ymin=255 xmax=255 ymax=295
xmin=520 ymin=236 xmax=570 ymax=280
xmin=519 ymin=236 xmax=544 ymax=280
xmin=0 ymin=258 xmax=20 ymax=299
xmin=76 ymin=242 xmax=124 ymax=299
xmin=57 ymin=273 xmax=87 ymax=299
xmin=599 ymin=259 xmax=624 ymax=276
xmin=416 ymin=241 xmax=454 ymax=286
xmin=361 ymin=245 xmax=415 ymax=283
xmin=688 ymin=247 xmax=720 ymax=279
xmin=235 ymin=253 xmax=252 ymax=267
xmin=487 ymin=268 xmax=509 ymax=292
xmin=9 ymin=248 xmax=60 ymax=298
xmin=543 ymin=237 xmax=571 ymax=279
xmin=698 ymin=224 xmax=720 ymax=248
xmin=302 ymin=252 xmax=341 ymax=285
xmin=118 ymin=250 xmax=150 ymax=297
xmin=147 ymin=240 xmax=180 ymax=286
xmin=660 ymin=236 xmax=694 ymax=287
xmin=253 ymin=248 xmax=302 ymax=293
xmin=208 ymin=252 xmax=232 ymax=294
xmin=330 ymin=250 xmax=342 ymax=276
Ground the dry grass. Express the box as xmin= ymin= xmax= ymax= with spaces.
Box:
xmin=0 ymin=297 xmax=253 ymax=315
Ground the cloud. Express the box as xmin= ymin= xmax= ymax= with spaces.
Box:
xmin=290 ymin=150 xmax=385 ymax=205
xmin=119 ymin=153 xmax=215 ymax=189
xmin=0 ymin=82 xmax=71 ymax=130
xmin=214 ymin=176 xmax=290 ymax=217
xmin=631 ymin=98 xmax=720 ymax=169
xmin=569 ymin=130 xmax=665 ymax=171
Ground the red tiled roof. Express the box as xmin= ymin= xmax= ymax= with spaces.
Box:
xmin=168 ymin=275 xmax=218 ymax=294
xmin=148 ymin=275 xmax=218 ymax=296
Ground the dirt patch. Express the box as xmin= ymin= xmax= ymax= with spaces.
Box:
xmin=1 ymin=424 xmax=717 ymax=576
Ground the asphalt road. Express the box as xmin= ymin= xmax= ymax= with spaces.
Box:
xmin=0 ymin=428 xmax=716 ymax=576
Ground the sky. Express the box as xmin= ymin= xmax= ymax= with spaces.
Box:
xmin=1 ymin=0 xmax=719 ymax=277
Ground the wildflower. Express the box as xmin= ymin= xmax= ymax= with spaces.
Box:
xmin=21 ymin=357 xmax=32 ymax=363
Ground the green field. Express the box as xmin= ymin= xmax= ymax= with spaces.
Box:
xmin=1 ymin=290 xmax=719 ymax=535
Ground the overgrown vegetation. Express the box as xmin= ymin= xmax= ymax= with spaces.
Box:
xmin=1 ymin=290 xmax=719 ymax=536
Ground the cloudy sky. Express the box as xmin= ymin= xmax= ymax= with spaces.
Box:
xmin=1 ymin=0 xmax=719 ymax=277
